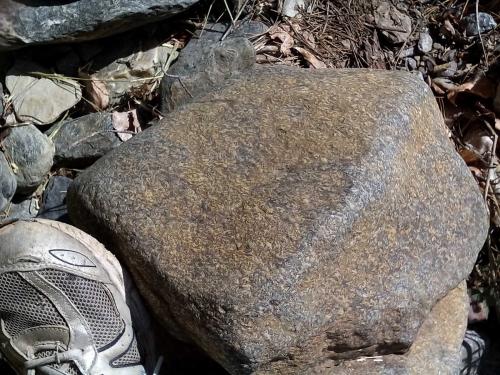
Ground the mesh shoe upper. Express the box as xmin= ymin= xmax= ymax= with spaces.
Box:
xmin=0 ymin=219 xmax=147 ymax=375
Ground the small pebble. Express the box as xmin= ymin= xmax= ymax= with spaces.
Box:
xmin=404 ymin=57 xmax=417 ymax=70
xmin=463 ymin=12 xmax=497 ymax=36
xmin=434 ymin=60 xmax=458 ymax=78
xmin=432 ymin=43 xmax=444 ymax=51
xmin=399 ymin=46 xmax=415 ymax=58
xmin=418 ymin=32 xmax=433 ymax=53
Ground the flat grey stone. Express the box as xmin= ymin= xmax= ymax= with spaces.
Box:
xmin=5 ymin=61 xmax=81 ymax=125
xmin=68 ymin=68 xmax=488 ymax=374
xmin=0 ymin=152 xmax=16 ymax=212
xmin=2 ymin=124 xmax=54 ymax=193
xmin=0 ymin=0 xmax=200 ymax=50
xmin=49 ymin=112 xmax=121 ymax=167
xmin=0 ymin=197 xmax=39 ymax=225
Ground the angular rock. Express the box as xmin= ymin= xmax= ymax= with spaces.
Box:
xmin=417 ymin=32 xmax=433 ymax=53
xmin=271 ymin=282 xmax=468 ymax=374
xmin=2 ymin=124 xmax=55 ymax=193
xmin=0 ymin=197 xmax=39 ymax=225
xmin=68 ymin=68 xmax=488 ymax=374
xmin=374 ymin=2 xmax=412 ymax=44
xmin=0 ymin=152 xmax=16 ymax=212
xmin=161 ymin=37 xmax=255 ymax=113
xmin=0 ymin=0 xmax=199 ymax=51
xmin=463 ymin=12 xmax=497 ymax=36
xmin=49 ymin=113 xmax=121 ymax=167
xmin=5 ymin=61 xmax=81 ymax=125
xmin=37 ymin=176 xmax=73 ymax=223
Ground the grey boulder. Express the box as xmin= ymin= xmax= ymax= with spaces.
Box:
xmin=2 ymin=124 xmax=55 ymax=193
xmin=68 ymin=68 xmax=488 ymax=374
xmin=49 ymin=113 xmax=121 ymax=167
xmin=0 ymin=152 xmax=16 ymax=212
xmin=0 ymin=0 xmax=200 ymax=50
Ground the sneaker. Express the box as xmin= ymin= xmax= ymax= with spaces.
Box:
xmin=0 ymin=219 xmax=148 ymax=375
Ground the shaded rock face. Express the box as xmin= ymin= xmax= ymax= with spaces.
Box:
xmin=0 ymin=153 xmax=16 ymax=212
xmin=49 ymin=113 xmax=121 ymax=167
xmin=37 ymin=176 xmax=73 ymax=222
xmin=68 ymin=68 xmax=488 ymax=374
xmin=0 ymin=0 xmax=199 ymax=50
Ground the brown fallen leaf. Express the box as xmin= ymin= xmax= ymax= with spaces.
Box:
xmin=269 ymin=25 xmax=294 ymax=56
xmin=293 ymin=47 xmax=326 ymax=69
xmin=83 ymin=74 xmax=109 ymax=110
xmin=459 ymin=128 xmax=493 ymax=165
xmin=448 ymin=75 xmax=497 ymax=105
xmin=112 ymin=109 xmax=141 ymax=142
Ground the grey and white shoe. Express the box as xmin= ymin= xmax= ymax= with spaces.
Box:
xmin=0 ymin=219 xmax=149 ymax=375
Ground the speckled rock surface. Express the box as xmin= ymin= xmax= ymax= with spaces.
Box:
xmin=68 ymin=67 xmax=488 ymax=374
xmin=277 ymin=282 xmax=468 ymax=374
xmin=2 ymin=124 xmax=54 ymax=193
xmin=0 ymin=0 xmax=199 ymax=50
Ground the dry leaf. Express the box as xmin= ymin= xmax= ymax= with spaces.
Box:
xmin=448 ymin=76 xmax=497 ymax=104
xmin=293 ymin=47 xmax=326 ymax=69
xmin=459 ymin=129 xmax=493 ymax=165
xmin=112 ymin=109 xmax=141 ymax=142
xmin=269 ymin=26 xmax=294 ymax=56
xmin=85 ymin=75 xmax=109 ymax=110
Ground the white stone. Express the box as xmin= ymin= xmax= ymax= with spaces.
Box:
xmin=282 ymin=0 xmax=305 ymax=18
xmin=418 ymin=32 xmax=433 ymax=53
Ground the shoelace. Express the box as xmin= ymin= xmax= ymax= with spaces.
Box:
xmin=24 ymin=349 xmax=164 ymax=375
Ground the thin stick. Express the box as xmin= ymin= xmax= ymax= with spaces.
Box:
xmin=222 ymin=0 xmax=235 ymax=24
xmin=484 ymin=120 xmax=497 ymax=201
xmin=221 ymin=0 xmax=251 ymax=41
xmin=476 ymin=0 xmax=489 ymax=68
